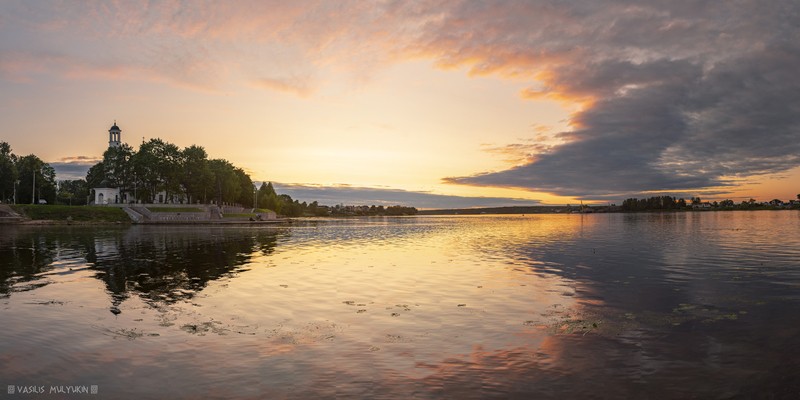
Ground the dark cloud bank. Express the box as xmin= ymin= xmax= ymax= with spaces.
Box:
xmin=51 ymin=160 xmax=96 ymax=181
xmin=423 ymin=1 xmax=800 ymax=199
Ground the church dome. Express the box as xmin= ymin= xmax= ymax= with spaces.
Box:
xmin=109 ymin=123 xmax=120 ymax=131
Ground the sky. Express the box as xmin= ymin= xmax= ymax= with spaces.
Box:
xmin=1 ymin=1 xmax=799 ymax=208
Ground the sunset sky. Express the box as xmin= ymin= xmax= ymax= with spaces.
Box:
xmin=1 ymin=1 xmax=799 ymax=207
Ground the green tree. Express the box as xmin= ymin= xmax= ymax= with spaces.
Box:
xmin=209 ymin=159 xmax=240 ymax=205
xmin=131 ymin=141 xmax=160 ymax=202
xmin=153 ymin=140 xmax=182 ymax=202
xmin=181 ymin=145 xmax=213 ymax=204
xmin=256 ymin=182 xmax=269 ymax=209
xmin=102 ymin=143 xmax=135 ymax=198
xmin=258 ymin=181 xmax=281 ymax=212
xmin=277 ymin=194 xmax=303 ymax=216
xmin=234 ymin=168 xmax=254 ymax=207
xmin=131 ymin=139 xmax=181 ymax=202
xmin=86 ymin=162 xmax=105 ymax=187
xmin=57 ymin=179 xmax=89 ymax=205
xmin=0 ymin=142 xmax=18 ymax=203
xmin=16 ymin=155 xmax=56 ymax=204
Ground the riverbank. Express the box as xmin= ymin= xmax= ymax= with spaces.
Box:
xmin=9 ymin=204 xmax=131 ymax=223
xmin=4 ymin=204 xmax=288 ymax=225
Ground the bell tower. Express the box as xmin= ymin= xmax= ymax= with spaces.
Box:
xmin=109 ymin=121 xmax=121 ymax=148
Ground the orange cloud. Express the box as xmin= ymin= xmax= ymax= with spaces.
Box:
xmin=252 ymin=76 xmax=315 ymax=97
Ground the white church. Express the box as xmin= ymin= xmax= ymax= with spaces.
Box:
xmin=92 ymin=123 xmax=184 ymax=205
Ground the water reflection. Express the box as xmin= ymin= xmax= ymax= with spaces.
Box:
xmin=1 ymin=213 xmax=799 ymax=398
xmin=0 ymin=226 xmax=286 ymax=311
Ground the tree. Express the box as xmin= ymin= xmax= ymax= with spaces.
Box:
xmin=208 ymin=159 xmax=240 ymax=205
xmin=258 ymin=181 xmax=281 ymax=212
xmin=181 ymin=145 xmax=213 ymax=204
xmin=86 ymin=161 xmax=105 ymax=186
xmin=234 ymin=168 xmax=253 ymax=207
xmin=131 ymin=141 xmax=159 ymax=202
xmin=102 ymin=143 xmax=135 ymax=198
xmin=57 ymin=179 xmax=89 ymax=205
xmin=130 ymin=138 xmax=181 ymax=203
xmin=256 ymin=182 xmax=268 ymax=209
xmin=152 ymin=139 xmax=182 ymax=202
xmin=0 ymin=142 xmax=18 ymax=203
xmin=273 ymin=194 xmax=301 ymax=216
xmin=16 ymin=155 xmax=56 ymax=204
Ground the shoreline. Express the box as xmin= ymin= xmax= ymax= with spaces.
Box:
xmin=5 ymin=208 xmax=798 ymax=226
xmin=11 ymin=219 xmax=290 ymax=226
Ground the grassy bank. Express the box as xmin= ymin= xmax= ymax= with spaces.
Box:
xmin=11 ymin=205 xmax=130 ymax=223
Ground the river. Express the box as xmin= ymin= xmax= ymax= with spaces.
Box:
xmin=1 ymin=212 xmax=799 ymax=398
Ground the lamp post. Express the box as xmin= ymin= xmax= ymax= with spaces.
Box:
xmin=13 ymin=179 xmax=19 ymax=204
xmin=31 ymin=166 xmax=35 ymax=204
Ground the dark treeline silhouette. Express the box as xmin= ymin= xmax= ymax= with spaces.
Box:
xmin=622 ymin=196 xmax=687 ymax=211
xmin=622 ymin=195 xmax=800 ymax=211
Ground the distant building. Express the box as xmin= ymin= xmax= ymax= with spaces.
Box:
xmin=692 ymin=202 xmax=712 ymax=209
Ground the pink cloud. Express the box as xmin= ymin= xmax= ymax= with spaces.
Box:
xmin=252 ymin=76 xmax=315 ymax=97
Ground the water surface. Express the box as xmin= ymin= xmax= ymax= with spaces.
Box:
xmin=1 ymin=212 xmax=799 ymax=398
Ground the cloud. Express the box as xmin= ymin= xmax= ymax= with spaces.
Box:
xmin=252 ymin=76 xmax=315 ymax=97
xmin=50 ymin=163 xmax=92 ymax=181
xmin=50 ymin=155 xmax=100 ymax=181
xmin=269 ymin=183 xmax=541 ymax=210
xmin=0 ymin=1 xmax=403 ymax=93
xmin=426 ymin=1 xmax=800 ymax=198
xmin=57 ymin=155 xmax=101 ymax=163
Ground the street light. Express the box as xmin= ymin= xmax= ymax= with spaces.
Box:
xmin=253 ymin=186 xmax=258 ymax=210
xmin=31 ymin=166 xmax=35 ymax=204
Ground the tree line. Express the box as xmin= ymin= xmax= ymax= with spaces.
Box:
xmin=621 ymin=195 xmax=800 ymax=211
xmin=1 ymin=140 xmax=419 ymax=217
xmin=86 ymin=139 xmax=258 ymax=206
